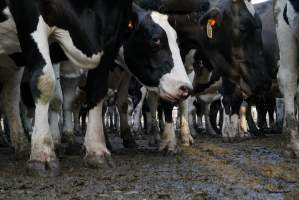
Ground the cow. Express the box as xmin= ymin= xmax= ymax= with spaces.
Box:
xmin=274 ymin=0 xmax=299 ymax=158
xmin=0 ymin=1 xmax=192 ymax=176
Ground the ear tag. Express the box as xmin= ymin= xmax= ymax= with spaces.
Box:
xmin=207 ymin=19 xmax=216 ymax=39
xmin=128 ymin=20 xmax=133 ymax=29
xmin=207 ymin=23 xmax=213 ymax=39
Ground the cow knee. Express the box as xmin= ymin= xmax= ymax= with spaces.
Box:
xmin=35 ymin=72 xmax=56 ymax=104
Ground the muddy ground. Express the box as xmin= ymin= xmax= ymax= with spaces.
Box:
xmin=0 ymin=134 xmax=298 ymax=200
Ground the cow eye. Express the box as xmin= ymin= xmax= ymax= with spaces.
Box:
xmin=151 ymin=38 xmax=161 ymax=47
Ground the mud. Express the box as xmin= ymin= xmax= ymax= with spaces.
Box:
xmin=0 ymin=134 xmax=298 ymax=200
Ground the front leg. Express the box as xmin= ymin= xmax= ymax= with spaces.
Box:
xmin=84 ymin=100 xmax=112 ymax=168
xmin=179 ymin=98 xmax=194 ymax=146
xmin=84 ymin=63 xmax=113 ymax=168
xmin=13 ymin=14 xmax=60 ymax=176
xmin=116 ymin=76 xmax=137 ymax=149
xmin=159 ymin=100 xmax=177 ymax=153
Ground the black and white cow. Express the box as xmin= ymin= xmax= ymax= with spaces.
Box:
xmin=154 ymin=0 xmax=272 ymax=141
xmin=0 ymin=1 xmax=192 ymax=176
xmin=275 ymin=0 xmax=299 ymax=158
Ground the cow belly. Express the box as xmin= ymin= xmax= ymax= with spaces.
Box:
xmin=0 ymin=12 xmax=21 ymax=55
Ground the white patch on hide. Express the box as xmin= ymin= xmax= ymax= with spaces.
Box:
xmin=84 ymin=100 xmax=110 ymax=156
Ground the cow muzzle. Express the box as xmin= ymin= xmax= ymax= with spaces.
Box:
xmin=159 ymin=83 xmax=193 ymax=103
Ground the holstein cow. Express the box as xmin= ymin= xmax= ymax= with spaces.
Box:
xmin=0 ymin=1 xmax=191 ymax=176
xmin=142 ymin=0 xmax=272 ymax=142
xmin=195 ymin=0 xmax=272 ymax=141
xmin=274 ymin=0 xmax=299 ymax=158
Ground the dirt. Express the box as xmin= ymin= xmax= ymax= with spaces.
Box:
xmin=0 ymin=134 xmax=298 ymax=200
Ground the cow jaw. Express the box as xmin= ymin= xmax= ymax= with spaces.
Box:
xmin=150 ymin=12 xmax=193 ymax=102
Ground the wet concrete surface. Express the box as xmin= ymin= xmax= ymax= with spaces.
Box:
xmin=0 ymin=134 xmax=298 ymax=200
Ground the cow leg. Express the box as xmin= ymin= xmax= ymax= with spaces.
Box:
xmin=276 ymin=8 xmax=299 ymax=157
xmin=246 ymin=105 xmax=260 ymax=136
xmin=257 ymin=100 xmax=268 ymax=132
xmin=179 ymin=99 xmax=194 ymax=146
xmin=268 ymin=97 xmax=276 ymax=131
xmin=194 ymin=99 xmax=205 ymax=132
xmin=1 ymin=66 xmax=29 ymax=158
xmin=157 ymin=102 xmax=165 ymax=132
xmin=221 ymin=81 xmax=243 ymax=142
xmin=275 ymin=98 xmax=284 ymax=132
xmin=159 ymin=100 xmax=177 ymax=153
xmin=84 ymin=100 xmax=113 ymax=167
xmin=61 ymin=76 xmax=80 ymax=144
xmin=49 ymin=64 xmax=62 ymax=147
xmin=204 ymin=103 xmax=218 ymax=136
xmin=147 ymin=92 xmax=160 ymax=147
xmin=187 ymin=97 xmax=197 ymax=136
xmin=14 ymin=29 xmax=59 ymax=177
xmin=132 ymin=87 xmax=147 ymax=135
xmin=210 ymin=100 xmax=222 ymax=135
xmin=239 ymin=101 xmax=250 ymax=139
xmin=116 ymin=77 xmax=137 ymax=148
xmin=84 ymin=63 xmax=113 ymax=167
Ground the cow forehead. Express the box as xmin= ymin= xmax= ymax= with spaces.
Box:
xmin=150 ymin=11 xmax=176 ymax=38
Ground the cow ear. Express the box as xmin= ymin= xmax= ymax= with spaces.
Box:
xmin=131 ymin=3 xmax=147 ymax=28
xmin=199 ymin=8 xmax=223 ymax=38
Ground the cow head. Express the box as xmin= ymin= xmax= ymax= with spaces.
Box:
xmin=122 ymin=4 xmax=192 ymax=103
xmin=198 ymin=0 xmax=272 ymax=96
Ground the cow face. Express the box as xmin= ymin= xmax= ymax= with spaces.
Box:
xmin=123 ymin=5 xmax=192 ymax=103
xmin=199 ymin=0 xmax=271 ymax=96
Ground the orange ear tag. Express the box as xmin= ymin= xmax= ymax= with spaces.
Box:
xmin=128 ymin=20 xmax=133 ymax=29
xmin=207 ymin=19 xmax=216 ymax=39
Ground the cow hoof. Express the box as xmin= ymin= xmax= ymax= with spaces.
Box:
xmin=148 ymin=138 xmax=159 ymax=147
xmin=27 ymin=159 xmax=60 ymax=177
xmin=181 ymin=134 xmax=194 ymax=147
xmin=14 ymin=149 xmax=30 ymax=160
xmin=84 ymin=152 xmax=114 ymax=169
xmin=159 ymin=140 xmax=177 ymax=154
xmin=123 ymin=139 xmax=138 ymax=149
xmin=55 ymin=144 xmax=67 ymax=158
xmin=62 ymin=131 xmax=76 ymax=145
xmin=222 ymin=136 xmax=239 ymax=143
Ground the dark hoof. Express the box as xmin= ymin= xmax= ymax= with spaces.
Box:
xmin=106 ymin=141 xmax=113 ymax=152
xmin=55 ymin=144 xmax=67 ymax=158
xmin=123 ymin=139 xmax=138 ymax=149
xmin=14 ymin=149 xmax=30 ymax=160
xmin=27 ymin=160 xmax=60 ymax=177
xmin=222 ymin=137 xmax=238 ymax=143
xmin=251 ymin=130 xmax=265 ymax=137
xmin=64 ymin=143 xmax=83 ymax=156
xmin=148 ymin=140 xmax=158 ymax=147
xmin=84 ymin=153 xmax=114 ymax=169
xmin=161 ymin=147 xmax=180 ymax=156
xmin=62 ymin=133 xmax=76 ymax=145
